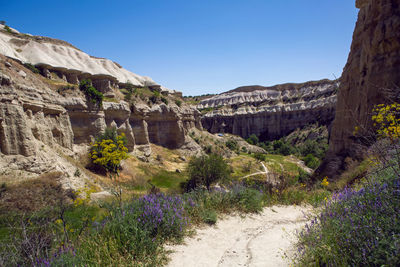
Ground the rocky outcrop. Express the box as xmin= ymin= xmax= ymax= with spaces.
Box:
xmin=129 ymin=103 xmax=202 ymax=149
xmin=0 ymin=25 xmax=177 ymax=94
xmin=0 ymin=71 xmax=73 ymax=156
xmin=0 ymin=58 xmax=202 ymax=151
xmin=318 ymin=0 xmax=400 ymax=178
xmin=199 ymin=80 xmax=337 ymax=140
xmin=0 ymin=55 xmax=202 ymax=187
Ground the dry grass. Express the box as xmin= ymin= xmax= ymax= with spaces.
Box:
xmin=0 ymin=172 xmax=73 ymax=213
xmin=328 ymin=158 xmax=370 ymax=191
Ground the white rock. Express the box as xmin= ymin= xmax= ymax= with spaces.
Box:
xmin=18 ymin=70 xmax=26 ymax=78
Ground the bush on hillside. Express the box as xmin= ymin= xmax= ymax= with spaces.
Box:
xmin=295 ymin=103 xmax=400 ymax=266
xmin=150 ymin=91 xmax=161 ymax=104
xmin=175 ymin=99 xmax=182 ymax=107
xmin=4 ymin=25 xmax=12 ymax=33
xmin=79 ymin=79 xmax=103 ymax=108
xmin=184 ymin=154 xmax=230 ymax=191
xmin=23 ymin=63 xmax=40 ymax=74
xmin=303 ymin=154 xmax=320 ymax=169
xmin=225 ymin=140 xmax=238 ymax=151
xmin=295 ymin=166 xmax=400 ymax=266
xmin=299 ymin=140 xmax=328 ymax=159
xmin=253 ymin=152 xmax=266 ymax=161
xmin=271 ymin=140 xmax=296 ymax=155
xmin=161 ymin=97 xmax=168 ymax=105
xmin=89 ymin=128 xmax=128 ymax=174
xmin=246 ymin=134 xmax=259 ymax=145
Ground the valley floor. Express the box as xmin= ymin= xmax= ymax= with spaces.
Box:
xmin=166 ymin=205 xmax=310 ymax=267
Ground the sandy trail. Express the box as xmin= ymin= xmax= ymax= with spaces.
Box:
xmin=166 ymin=205 xmax=310 ymax=267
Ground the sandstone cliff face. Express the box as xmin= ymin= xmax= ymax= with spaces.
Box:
xmin=0 ymin=25 xmax=178 ymax=95
xmin=199 ymin=80 xmax=337 ymax=140
xmin=0 ymin=56 xmax=202 ymax=187
xmin=319 ymin=0 xmax=400 ymax=177
xmin=0 ymin=65 xmax=74 ymax=156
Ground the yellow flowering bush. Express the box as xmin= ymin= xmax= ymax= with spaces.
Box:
xmin=89 ymin=128 xmax=129 ymax=174
xmin=72 ymin=187 xmax=96 ymax=207
xmin=321 ymin=176 xmax=329 ymax=187
xmin=372 ymin=103 xmax=400 ymax=140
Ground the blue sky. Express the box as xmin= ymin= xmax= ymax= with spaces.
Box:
xmin=2 ymin=0 xmax=358 ymax=96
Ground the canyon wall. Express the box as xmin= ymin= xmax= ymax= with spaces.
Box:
xmin=0 ymin=58 xmax=201 ymax=155
xmin=199 ymin=80 xmax=337 ymax=140
xmin=317 ymin=0 xmax=400 ymax=178
xmin=0 ymin=34 xmax=201 ymax=186
xmin=0 ymin=25 xmax=179 ymax=96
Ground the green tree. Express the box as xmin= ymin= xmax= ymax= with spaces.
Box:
xmin=246 ymin=134 xmax=259 ymax=145
xmin=303 ymin=154 xmax=320 ymax=169
xmin=253 ymin=153 xmax=266 ymax=161
xmin=278 ymin=142 xmax=295 ymax=156
xmin=300 ymin=140 xmax=327 ymax=159
xmin=185 ymin=154 xmax=230 ymax=191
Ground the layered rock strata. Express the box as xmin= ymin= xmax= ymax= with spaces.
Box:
xmin=199 ymin=80 xmax=337 ymax=140
xmin=0 ymin=56 xmax=202 ymax=185
xmin=318 ymin=0 xmax=400 ymax=178
xmin=0 ymin=25 xmax=177 ymax=95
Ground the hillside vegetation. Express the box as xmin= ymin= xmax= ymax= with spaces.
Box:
xmin=0 ymin=129 xmax=331 ymax=265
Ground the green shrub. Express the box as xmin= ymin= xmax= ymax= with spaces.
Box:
xmin=4 ymin=25 xmax=12 ymax=33
xmin=253 ymin=153 xmax=266 ymax=161
xmin=185 ymin=154 xmax=230 ymax=191
xmin=161 ymin=97 xmax=168 ymax=105
xmin=201 ymin=209 xmax=217 ymax=225
xmin=299 ymin=140 xmax=328 ymax=159
xmin=74 ymin=169 xmax=81 ymax=177
xmin=79 ymin=79 xmax=103 ymax=108
xmin=296 ymin=169 xmax=311 ymax=184
xmin=125 ymin=82 xmax=135 ymax=93
xmin=175 ymin=99 xmax=182 ymax=107
xmin=124 ymin=91 xmax=132 ymax=101
xmin=234 ymin=187 xmax=263 ymax=213
xmin=204 ymin=145 xmax=213 ymax=154
xmin=303 ymin=154 xmax=320 ymax=169
xmin=246 ymin=134 xmax=259 ymax=145
xmin=257 ymin=141 xmax=270 ymax=151
xmin=23 ymin=63 xmax=40 ymax=74
xmin=278 ymin=142 xmax=295 ymax=156
xmin=267 ymin=139 xmax=297 ymax=156
xmin=225 ymin=140 xmax=238 ymax=151
xmin=295 ymin=165 xmax=400 ymax=265
xmin=85 ymin=207 xmax=160 ymax=264
xmin=183 ymin=184 xmax=264 ymax=223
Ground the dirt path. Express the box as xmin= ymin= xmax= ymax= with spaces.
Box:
xmin=166 ymin=205 xmax=310 ymax=267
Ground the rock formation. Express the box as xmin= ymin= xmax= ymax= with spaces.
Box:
xmin=0 ymin=59 xmax=201 ymax=151
xmin=0 ymin=25 xmax=177 ymax=95
xmin=0 ymin=40 xmax=201 ymax=187
xmin=317 ymin=0 xmax=400 ymax=178
xmin=199 ymin=79 xmax=337 ymax=140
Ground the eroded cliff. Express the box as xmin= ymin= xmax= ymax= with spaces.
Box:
xmin=0 ymin=25 xmax=179 ymax=97
xmin=199 ymin=79 xmax=337 ymax=140
xmin=317 ymin=0 xmax=400 ymax=178
xmin=0 ymin=54 xmax=202 ymax=187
